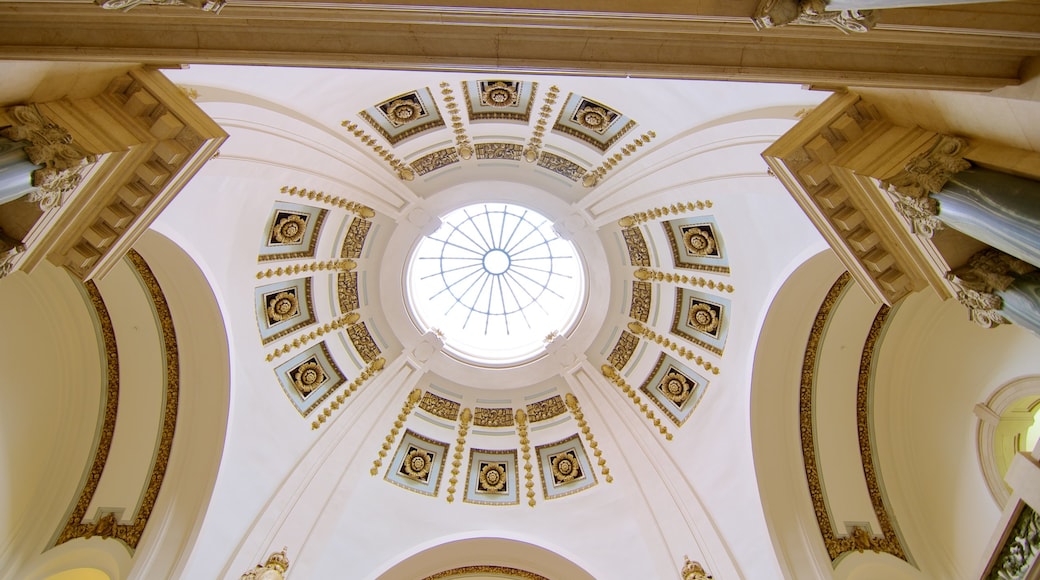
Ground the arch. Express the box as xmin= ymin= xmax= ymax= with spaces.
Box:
xmin=372 ymin=536 xmax=596 ymax=580
xmin=974 ymin=376 xmax=1040 ymax=508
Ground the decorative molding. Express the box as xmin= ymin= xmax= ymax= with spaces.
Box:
xmin=618 ymin=202 xmax=713 ymax=229
xmin=639 ymin=352 xmax=709 ymax=428
xmin=410 ymin=147 xmax=461 ymax=176
xmin=799 ymin=271 xmax=910 ymax=563
xmin=565 ymin=394 xmax=612 ymax=483
xmin=891 ymin=189 xmax=942 ymax=238
xmin=854 ymin=304 xmax=910 ymax=561
xmin=462 ymin=80 xmax=538 ymax=123
xmin=310 ymin=357 xmax=385 ymax=429
xmin=515 ymin=409 xmax=536 ymax=507
xmin=340 ymin=217 xmax=373 ymax=259
xmin=629 ymin=280 xmax=652 ymax=323
xmin=621 ymin=226 xmax=651 ymax=267
xmin=463 ymin=447 xmax=519 ymax=506
xmin=474 ymin=142 xmax=524 ymax=161
xmin=419 ymin=391 xmax=462 ymax=421
xmin=752 ymin=0 xmax=877 ymax=33
xmin=259 ymin=205 xmax=327 ymax=263
xmin=53 ymin=280 xmax=120 ymax=548
xmin=346 ymin=320 xmax=381 ymax=363
xmin=601 ymin=364 xmax=672 ymax=440
xmin=682 ymin=556 xmax=713 ymax=580
xmin=523 ymin=85 xmax=559 ymax=163
xmin=265 ymin=312 xmax=359 ymax=362
xmin=670 ymin=288 xmax=729 ymax=356
xmin=340 ymin=121 xmax=415 ymax=181
xmin=439 ymin=82 xmax=473 ymax=160
xmin=371 ymin=389 xmax=422 ymax=474
xmin=256 ymin=258 xmax=355 ymax=279
xmin=536 ymin=151 xmax=586 ymax=182
xmin=474 ymin=406 xmax=514 ymax=427
xmin=582 ymin=131 xmax=655 ymax=188
xmin=634 ymin=267 xmax=734 ymax=293
xmin=54 ymin=250 xmax=180 ymax=552
xmin=337 ymin=271 xmax=360 ymax=314
xmin=383 ymin=429 xmax=450 ymax=497
xmin=881 ymin=134 xmax=970 ymax=199
xmin=551 ymin=93 xmax=635 ymax=153
xmin=421 ymin=565 xmax=549 ymax=580
xmin=446 ymin=408 xmax=471 ymax=503
xmin=0 ymin=104 xmax=96 ymax=211
xmin=606 ymin=330 xmax=639 ymax=371
xmin=360 ymin=88 xmax=445 ymax=145
xmin=95 ymin=0 xmax=225 ymax=13
xmin=534 ymin=433 xmax=597 ymax=499
xmin=626 ymin=321 xmax=720 ymax=375
xmin=240 ymin=548 xmax=290 ymax=580
xmin=280 ymin=185 xmax=375 ymax=217
xmin=526 ymin=395 xmax=567 ymax=423
xmin=662 ymin=217 xmax=729 ymax=274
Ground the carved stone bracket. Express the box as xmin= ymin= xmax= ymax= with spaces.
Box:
xmin=0 ymin=105 xmax=96 ymax=211
xmin=753 ymin=0 xmax=877 ymax=33
xmin=95 ymin=0 xmax=225 ymax=13
xmin=890 ymin=187 xmax=943 ymax=238
xmin=883 ymin=134 xmax=971 ymax=198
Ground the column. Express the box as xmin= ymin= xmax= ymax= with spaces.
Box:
xmin=0 ymin=137 xmax=41 ymax=205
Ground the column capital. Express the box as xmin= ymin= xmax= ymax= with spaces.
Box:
xmin=753 ymin=0 xmax=877 ymax=33
xmin=947 ymin=248 xmax=1036 ymax=329
xmin=882 ymin=134 xmax=971 ymax=198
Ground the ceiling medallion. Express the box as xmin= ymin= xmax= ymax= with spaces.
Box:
xmin=407 ymin=202 xmax=586 ymax=366
xmin=382 ymin=97 xmax=426 ymax=128
xmin=481 ymin=81 xmax=520 ymax=108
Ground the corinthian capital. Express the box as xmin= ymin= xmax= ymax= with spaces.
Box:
xmin=883 ymin=134 xmax=971 ymax=198
xmin=753 ymin=0 xmax=877 ymax=33
xmin=95 ymin=0 xmax=225 ymax=13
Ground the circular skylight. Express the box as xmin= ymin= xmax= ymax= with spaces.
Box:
xmin=407 ymin=203 xmax=585 ymax=365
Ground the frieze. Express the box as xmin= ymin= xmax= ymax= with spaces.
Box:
xmin=410 ymin=147 xmax=460 ymax=176
xmin=337 ymin=271 xmax=360 ymax=313
xmin=800 ymin=272 xmax=909 ymax=563
xmin=621 ymin=227 xmax=651 ymax=267
xmin=986 ymin=503 xmax=1040 ymax=580
xmin=526 ymin=395 xmax=567 ymax=423
xmin=630 ymin=281 xmax=652 ymax=323
xmin=340 ymin=217 xmax=372 ymax=259
xmin=95 ymin=0 xmax=225 ymax=12
xmin=346 ymin=321 xmax=381 ymax=363
xmin=536 ymin=151 xmax=586 ymax=182
xmin=474 ymin=407 xmax=515 ymax=427
xmin=475 ymin=142 xmax=524 ymax=161
xmin=418 ymin=391 xmax=461 ymax=421
xmin=54 ymin=250 xmax=180 ymax=551
xmin=607 ymin=330 xmax=639 ymax=370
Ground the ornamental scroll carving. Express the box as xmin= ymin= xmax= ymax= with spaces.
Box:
xmin=95 ymin=0 xmax=225 ymax=13
xmin=890 ymin=188 xmax=943 ymax=238
xmin=240 ymin=548 xmax=290 ymax=580
xmin=682 ymin=556 xmax=713 ymax=580
xmin=884 ymin=134 xmax=971 ymax=198
xmin=947 ymin=249 xmax=1037 ymax=329
xmin=0 ymin=105 xmax=96 ymax=211
xmin=987 ymin=504 xmax=1040 ymax=580
xmin=753 ymin=0 xmax=877 ymax=33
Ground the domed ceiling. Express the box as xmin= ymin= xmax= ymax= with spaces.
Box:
xmin=149 ymin=66 xmax=831 ymax=579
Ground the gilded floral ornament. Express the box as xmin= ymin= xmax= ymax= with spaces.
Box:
xmin=266 ymin=291 xmax=299 ymax=323
xmin=240 ymin=547 xmax=290 ymax=580
xmin=292 ymin=360 xmax=326 ymax=394
xmin=271 ymin=214 xmax=307 ymax=245
xmin=683 ymin=227 xmax=716 ymax=256
xmin=384 ymin=98 xmax=423 ymax=127
xmin=482 ymin=81 xmax=519 ymax=108
xmin=575 ymin=105 xmax=612 ymax=133
xmin=660 ymin=371 xmax=693 ymax=405
xmin=687 ymin=303 xmax=720 ymax=334
xmin=550 ymin=450 xmax=582 ymax=484
xmin=681 ymin=556 xmax=712 ymax=580
xmin=402 ymin=448 xmax=433 ymax=481
xmin=478 ymin=462 xmax=508 ymax=493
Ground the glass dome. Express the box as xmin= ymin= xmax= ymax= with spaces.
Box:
xmin=406 ymin=203 xmax=586 ymax=365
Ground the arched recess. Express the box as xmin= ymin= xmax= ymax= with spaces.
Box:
xmin=975 ymin=376 xmax=1040 ymax=508
xmin=372 ymin=536 xmax=596 ymax=580
xmin=14 ymin=230 xmax=233 ymax=580
xmin=750 ymin=249 xmax=845 ymax=580
xmin=123 ymin=230 xmax=232 ymax=579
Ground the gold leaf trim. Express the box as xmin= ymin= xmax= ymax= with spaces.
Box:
xmin=422 ymin=565 xmax=549 ymax=580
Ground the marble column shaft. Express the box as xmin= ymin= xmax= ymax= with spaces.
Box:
xmin=933 ymin=167 xmax=1040 ymax=270
xmin=0 ymin=137 xmax=39 ymax=205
